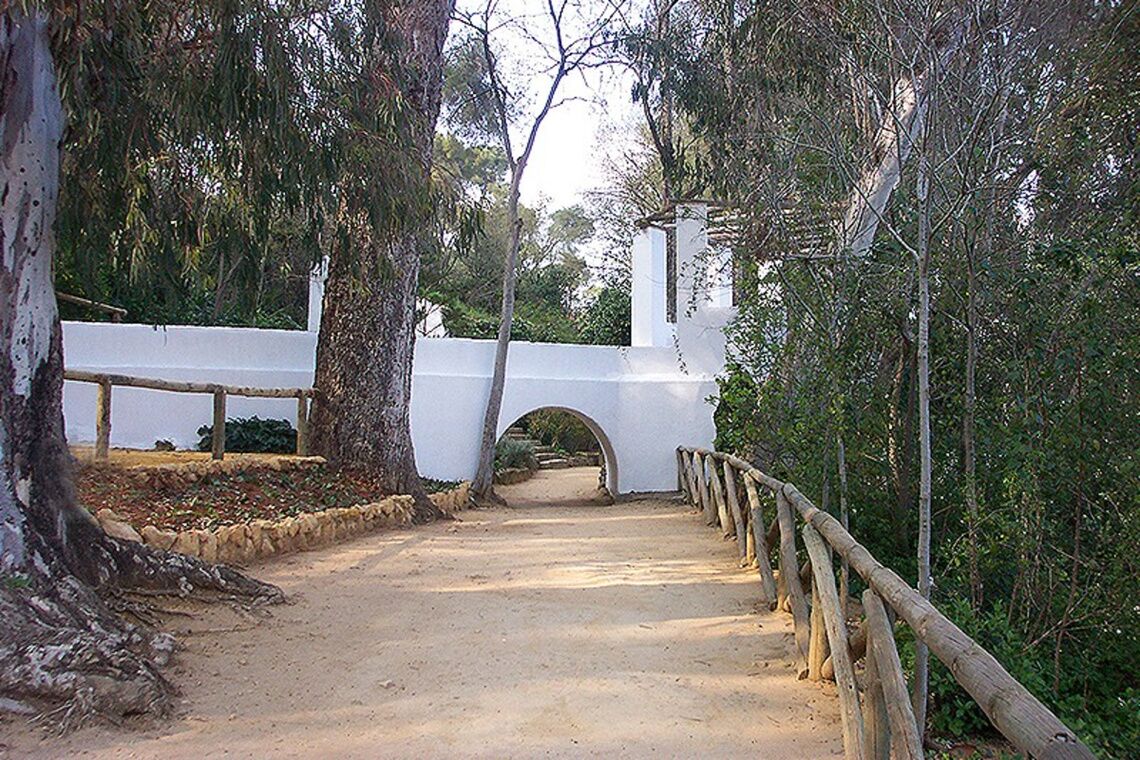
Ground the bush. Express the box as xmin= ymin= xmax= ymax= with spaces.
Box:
xmin=522 ymin=409 xmax=598 ymax=454
xmin=494 ymin=438 xmax=537 ymax=473
xmin=197 ymin=416 xmax=297 ymax=454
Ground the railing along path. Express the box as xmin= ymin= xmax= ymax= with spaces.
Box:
xmin=65 ymin=370 xmax=313 ymax=461
xmin=675 ymin=447 xmax=1094 ymax=760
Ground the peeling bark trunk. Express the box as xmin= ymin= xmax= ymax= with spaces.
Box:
xmin=310 ymin=0 xmax=454 ymax=521
xmin=1 ymin=12 xmax=280 ymax=725
xmin=837 ymin=14 xmax=965 ymax=258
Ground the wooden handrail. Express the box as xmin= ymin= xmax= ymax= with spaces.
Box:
xmin=676 ymin=446 xmax=1094 ymax=760
xmin=56 ymin=292 xmax=128 ymax=321
xmin=65 ymin=370 xmax=313 ymax=461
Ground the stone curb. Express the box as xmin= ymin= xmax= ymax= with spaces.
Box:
xmin=95 ymin=481 xmax=472 ymax=564
xmin=493 ymin=467 xmax=534 ymax=486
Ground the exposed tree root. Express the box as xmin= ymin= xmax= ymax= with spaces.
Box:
xmin=1 ymin=520 xmax=283 ymax=731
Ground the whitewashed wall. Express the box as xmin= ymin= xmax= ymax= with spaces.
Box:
xmin=61 ymin=325 xmax=717 ymax=494
xmin=62 ymin=203 xmax=732 ymax=495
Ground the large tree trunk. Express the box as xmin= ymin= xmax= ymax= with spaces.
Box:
xmin=1 ymin=11 xmax=280 ymax=726
xmin=309 ymin=0 xmax=454 ymax=522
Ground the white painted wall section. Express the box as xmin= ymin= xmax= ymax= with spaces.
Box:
xmin=62 ymin=204 xmax=733 ymax=495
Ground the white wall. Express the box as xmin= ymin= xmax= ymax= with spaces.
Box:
xmin=63 ymin=203 xmax=732 ymax=495
xmin=61 ymin=326 xmax=719 ymax=494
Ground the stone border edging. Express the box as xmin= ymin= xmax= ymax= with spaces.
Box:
xmin=94 ymin=481 xmax=472 ymax=564
xmin=494 ymin=467 xmax=534 ymax=486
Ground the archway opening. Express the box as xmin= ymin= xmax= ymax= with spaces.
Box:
xmin=494 ymin=407 xmax=616 ymax=507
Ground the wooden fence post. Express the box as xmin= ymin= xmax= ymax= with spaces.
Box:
xmin=708 ymin=459 xmax=732 ymax=535
xmin=862 ymin=622 xmax=891 ymax=760
xmin=809 ymin=573 xmax=830 ymax=681
xmin=743 ymin=476 xmax=778 ymax=603
xmin=296 ymin=394 xmax=309 ymax=457
xmin=211 ymin=390 xmax=226 ymax=460
xmin=863 ymin=589 xmax=923 ymax=759
xmin=803 ymin=522 xmax=865 ymax=759
xmin=95 ymin=379 xmax=112 ymax=460
xmin=694 ymin=453 xmax=715 ymax=524
xmin=722 ymin=461 xmax=748 ymax=557
xmin=776 ymin=488 xmax=811 ymax=672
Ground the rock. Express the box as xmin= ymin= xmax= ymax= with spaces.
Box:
xmin=141 ymin=525 xmax=177 ymax=551
xmin=172 ymin=530 xmax=200 ymax=558
xmin=96 ymin=509 xmax=143 ymax=543
xmin=196 ymin=530 xmax=218 ymax=564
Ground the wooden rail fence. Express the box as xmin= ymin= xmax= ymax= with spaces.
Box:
xmin=65 ymin=370 xmax=313 ymax=461
xmin=675 ymin=446 xmax=1094 ymax=760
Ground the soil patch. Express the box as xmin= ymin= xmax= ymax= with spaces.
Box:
xmin=72 ymin=449 xmax=456 ymax=533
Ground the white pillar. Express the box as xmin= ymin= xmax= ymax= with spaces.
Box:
xmin=307 ymin=257 xmax=328 ymax=333
xmin=674 ymin=203 xmax=730 ymax=376
xmin=675 ymin=202 xmax=709 ymax=315
xmin=631 ymin=226 xmax=669 ymax=346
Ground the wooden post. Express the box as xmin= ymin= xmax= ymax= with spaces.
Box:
xmin=808 ymin=573 xmax=830 ymax=681
xmin=803 ymin=523 xmax=865 ymax=758
xmin=744 ymin=476 xmax=778 ymax=602
xmin=862 ymin=623 xmax=891 ymax=760
xmin=211 ymin=390 xmax=226 ymax=460
xmin=776 ymin=489 xmax=811 ymax=671
xmin=722 ymin=461 xmax=748 ymax=558
xmin=685 ymin=451 xmax=701 ymax=508
xmin=676 ymin=449 xmax=688 ymax=499
xmin=296 ymin=394 xmax=309 ymax=456
xmin=708 ymin=459 xmax=732 ymax=535
xmin=95 ymin=379 xmax=112 ymax=460
xmin=863 ymin=589 xmax=923 ymax=759
xmin=694 ymin=453 xmax=715 ymax=524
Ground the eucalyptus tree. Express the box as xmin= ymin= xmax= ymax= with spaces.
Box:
xmin=0 ymin=0 xmax=340 ymax=722
xmin=308 ymin=0 xmax=456 ymax=521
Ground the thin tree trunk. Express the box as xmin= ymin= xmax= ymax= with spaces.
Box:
xmin=470 ymin=11 xmax=574 ymax=500
xmin=964 ymin=242 xmax=981 ymax=609
xmin=310 ymin=0 xmax=454 ymax=521
xmin=911 ymin=97 xmax=934 ymax=734
xmin=1 ymin=11 xmax=279 ymax=725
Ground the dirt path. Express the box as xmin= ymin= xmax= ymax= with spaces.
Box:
xmin=5 ymin=470 xmax=841 ymax=759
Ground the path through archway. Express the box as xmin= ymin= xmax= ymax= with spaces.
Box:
xmin=494 ymin=407 xmax=615 ymax=507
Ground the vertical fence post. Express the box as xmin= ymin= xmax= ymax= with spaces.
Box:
xmin=862 ymin=622 xmax=891 ymax=760
xmin=803 ymin=523 xmax=865 ymax=759
xmin=95 ymin=378 xmax=112 ymax=460
xmin=211 ymin=390 xmax=226 ymax=460
xmin=296 ymin=393 xmax=309 ymax=456
xmin=708 ymin=458 xmax=731 ymax=535
xmin=744 ymin=475 xmax=778 ymax=604
xmin=722 ymin=461 xmax=748 ymax=560
xmin=863 ymin=589 xmax=924 ymax=759
xmin=809 ymin=571 xmax=830 ymax=681
xmin=776 ymin=489 xmax=811 ymax=671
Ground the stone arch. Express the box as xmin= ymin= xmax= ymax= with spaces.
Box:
xmin=497 ymin=406 xmax=619 ymax=496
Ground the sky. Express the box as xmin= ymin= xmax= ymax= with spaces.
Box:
xmin=451 ymin=0 xmax=648 ymax=212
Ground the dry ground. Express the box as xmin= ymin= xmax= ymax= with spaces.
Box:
xmin=3 ymin=469 xmax=841 ymax=759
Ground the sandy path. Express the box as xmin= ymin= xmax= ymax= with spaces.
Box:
xmin=5 ymin=471 xmax=841 ymax=759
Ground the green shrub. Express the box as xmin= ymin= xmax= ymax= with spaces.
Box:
xmin=522 ymin=409 xmax=598 ymax=453
xmin=494 ymin=438 xmax=537 ymax=472
xmin=197 ymin=416 xmax=297 ymax=454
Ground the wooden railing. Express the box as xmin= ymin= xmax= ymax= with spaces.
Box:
xmin=65 ymin=370 xmax=313 ymax=461
xmin=56 ymin=292 xmax=128 ymax=322
xmin=676 ymin=446 xmax=1094 ymax=760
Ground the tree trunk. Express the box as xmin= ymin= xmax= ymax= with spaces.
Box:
xmin=310 ymin=0 xmax=454 ymax=522
xmin=1 ymin=11 xmax=280 ymax=725
xmin=470 ymin=170 xmax=524 ymax=500
xmin=911 ymin=104 xmax=934 ymax=734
